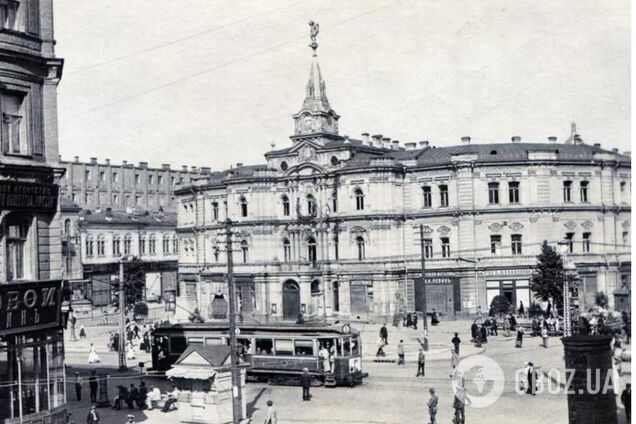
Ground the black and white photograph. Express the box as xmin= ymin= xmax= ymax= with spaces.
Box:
xmin=0 ymin=1 xmax=631 ymax=423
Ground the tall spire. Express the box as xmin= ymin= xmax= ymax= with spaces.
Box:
xmin=292 ymin=21 xmax=340 ymax=141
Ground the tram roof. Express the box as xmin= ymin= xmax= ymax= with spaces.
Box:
xmin=153 ymin=322 xmax=360 ymax=336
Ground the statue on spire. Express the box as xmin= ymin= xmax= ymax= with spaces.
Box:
xmin=309 ymin=20 xmax=319 ymax=52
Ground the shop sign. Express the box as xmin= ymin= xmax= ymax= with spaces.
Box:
xmin=0 ymin=280 xmax=62 ymax=336
xmin=0 ymin=180 xmax=58 ymax=212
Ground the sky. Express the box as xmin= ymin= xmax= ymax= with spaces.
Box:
xmin=53 ymin=0 xmax=630 ymax=170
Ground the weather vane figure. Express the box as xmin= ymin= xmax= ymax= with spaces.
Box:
xmin=308 ymin=20 xmax=319 ymax=52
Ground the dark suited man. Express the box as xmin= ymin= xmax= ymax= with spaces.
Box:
xmin=301 ymin=368 xmax=311 ymax=401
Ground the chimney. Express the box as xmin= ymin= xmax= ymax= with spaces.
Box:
xmin=382 ymin=137 xmax=391 ymax=149
xmin=461 ymin=136 xmax=471 ymax=145
xmin=612 ymin=148 xmax=619 ymax=153
xmin=90 ymin=157 xmax=97 ymax=164
xmin=361 ymin=132 xmax=370 ymax=145
xmin=511 ymin=136 xmax=521 ymax=143
xmin=182 ymin=165 xmax=188 ymax=172
xmin=548 ymin=136 xmax=558 ymax=143
xmin=200 ymin=167 xmax=211 ymax=174
xmin=105 ymin=159 xmax=110 ymax=165
xmin=371 ymin=134 xmax=383 ymax=148
xmin=573 ymin=134 xmax=582 ymax=145
xmin=191 ymin=166 xmax=198 ymax=172
xmin=405 ymin=142 xmax=417 ymax=150
xmin=391 ymin=140 xmax=400 ymax=150
xmin=161 ymin=164 xmax=171 ymax=170
xmin=236 ymin=163 xmax=243 ymax=168
xmin=593 ymin=143 xmax=601 ymax=148
xmin=139 ymin=161 xmax=148 ymax=169
xmin=419 ymin=141 xmax=429 ymax=148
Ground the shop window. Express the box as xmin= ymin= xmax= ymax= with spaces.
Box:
xmin=6 ymin=215 xmax=29 ymax=281
xmin=439 ymin=185 xmax=449 ymax=207
xmin=422 ymin=186 xmax=432 ymax=208
xmin=511 ymin=234 xmax=522 ymax=255
xmin=2 ymin=92 xmax=28 ymax=155
xmin=441 ymin=237 xmax=450 ymax=258
xmin=355 ymin=188 xmax=364 ymax=211
xmin=488 ymin=182 xmax=500 ymax=204
xmin=508 ymin=181 xmax=520 ymax=204
xmin=563 ymin=181 xmax=572 ymax=202
xmin=255 ymin=339 xmax=273 ymax=355
xmin=294 ymin=340 xmax=314 ymax=356
xmin=490 ymin=235 xmax=501 ymax=255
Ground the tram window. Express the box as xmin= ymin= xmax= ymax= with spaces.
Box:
xmin=335 ymin=338 xmax=343 ymax=356
xmin=274 ymin=339 xmax=294 ymax=356
xmin=294 ymin=340 xmax=314 ymax=356
xmin=351 ymin=336 xmax=360 ymax=356
xmin=188 ymin=337 xmax=204 ymax=345
xmin=343 ymin=338 xmax=351 ymax=356
xmin=205 ymin=337 xmax=223 ymax=345
xmin=170 ymin=336 xmax=188 ymax=354
xmin=238 ymin=338 xmax=252 ymax=355
xmin=255 ymin=338 xmax=273 ymax=355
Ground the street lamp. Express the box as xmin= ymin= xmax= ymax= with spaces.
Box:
xmin=557 ymin=241 xmax=577 ymax=337
xmin=117 ymin=254 xmax=135 ymax=371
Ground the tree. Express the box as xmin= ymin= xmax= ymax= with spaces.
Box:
xmin=530 ymin=241 xmax=576 ymax=315
xmin=133 ymin=302 xmax=149 ymax=319
xmin=490 ymin=295 xmax=511 ymax=317
xmin=594 ymin=291 xmax=609 ymax=308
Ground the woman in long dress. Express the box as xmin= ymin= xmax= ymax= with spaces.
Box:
xmin=88 ymin=343 xmax=100 ymax=364
xmin=126 ymin=340 xmax=136 ymax=360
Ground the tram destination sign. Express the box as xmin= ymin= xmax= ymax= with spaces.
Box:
xmin=0 ymin=180 xmax=58 ymax=212
xmin=0 ymin=280 xmax=62 ymax=336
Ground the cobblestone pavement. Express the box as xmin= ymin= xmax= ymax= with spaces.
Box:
xmin=63 ymin=318 xmax=631 ymax=423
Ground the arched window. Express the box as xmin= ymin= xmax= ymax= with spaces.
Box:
xmin=124 ymin=234 xmax=132 ymax=254
xmin=311 ymin=280 xmax=321 ymax=294
xmin=240 ymin=240 xmax=249 ymax=263
xmin=331 ymin=190 xmax=338 ymax=213
xmin=354 ymin=188 xmax=364 ymax=211
xmin=307 ymin=194 xmax=317 ymax=216
xmin=239 ymin=196 xmax=248 ymax=217
xmin=283 ymin=238 xmax=291 ymax=262
xmin=112 ymin=235 xmax=121 ymax=256
xmin=281 ymin=195 xmax=290 ymax=216
xmin=307 ymin=236 xmax=317 ymax=263
xmin=85 ymin=236 xmax=94 ymax=257
xmin=173 ymin=237 xmax=179 ymax=254
xmin=162 ymin=234 xmax=170 ymax=254
xmin=356 ymin=236 xmax=365 ymax=261
xmin=64 ymin=219 xmax=72 ymax=236
xmin=97 ymin=234 xmax=106 ymax=256
xmin=140 ymin=235 xmax=147 ymax=255
xmin=149 ymin=234 xmax=156 ymax=255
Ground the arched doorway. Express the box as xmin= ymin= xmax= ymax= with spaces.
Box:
xmin=310 ymin=280 xmax=321 ymax=316
xmin=282 ymin=280 xmax=301 ymax=320
xmin=332 ymin=281 xmax=340 ymax=312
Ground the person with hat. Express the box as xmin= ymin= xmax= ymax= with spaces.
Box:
xmin=416 ymin=348 xmax=425 ymax=377
xmin=526 ymin=362 xmax=538 ymax=395
xmin=265 ymin=400 xmax=277 ymax=424
xmin=74 ymin=372 xmax=83 ymax=401
xmin=86 ymin=405 xmax=100 ymax=423
xmin=301 ymin=368 xmax=311 ymax=401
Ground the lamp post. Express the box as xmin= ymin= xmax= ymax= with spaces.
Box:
xmin=558 ymin=241 xmax=576 ymax=337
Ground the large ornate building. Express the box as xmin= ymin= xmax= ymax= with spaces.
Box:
xmin=0 ymin=1 xmax=67 ymax=422
xmin=175 ymin=33 xmax=631 ymax=323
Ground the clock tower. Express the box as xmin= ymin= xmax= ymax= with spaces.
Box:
xmin=291 ymin=21 xmax=341 ymax=144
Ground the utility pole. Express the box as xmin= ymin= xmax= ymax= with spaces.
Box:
xmin=225 ymin=219 xmax=243 ymax=424
xmin=419 ymin=225 xmax=428 ymax=349
xmin=118 ymin=259 xmax=127 ymax=371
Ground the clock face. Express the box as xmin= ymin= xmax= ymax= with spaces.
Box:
xmin=303 ymin=116 xmax=313 ymax=131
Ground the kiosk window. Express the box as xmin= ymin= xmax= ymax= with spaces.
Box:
xmin=275 ymin=339 xmax=294 ymax=356
xmin=170 ymin=336 xmax=187 ymax=354
xmin=255 ymin=339 xmax=273 ymax=355
xmin=205 ymin=337 xmax=223 ymax=345
xmin=188 ymin=337 xmax=204 ymax=345
xmin=294 ymin=340 xmax=314 ymax=356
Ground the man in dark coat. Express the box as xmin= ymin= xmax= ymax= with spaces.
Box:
xmin=621 ymin=383 xmax=631 ymax=421
xmin=379 ymin=324 xmax=388 ymax=345
xmin=451 ymin=333 xmax=461 ymax=355
xmin=86 ymin=405 xmax=100 ymax=423
xmin=301 ymin=368 xmax=311 ymax=401
xmin=490 ymin=316 xmax=498 ymax=336
xmin=127 ymin=384 xmax=139 ymax=409
xmin=453 ymin=384 xmax=469 ymax=424
xmin=74 ymin=373 xmax=82 ymax=401
xmin=88 ymin=371 xmax=98 ymax=403
xmin=470 ymin=321 xmax=479 ymax=342
xmin=526 ymin=362 xmax=537 ymax=395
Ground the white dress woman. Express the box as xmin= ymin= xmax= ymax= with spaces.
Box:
xmin=126 ymin=340 xmax=136 ymax=360
xmin=88 ymin=343 xmax=100 ymax=364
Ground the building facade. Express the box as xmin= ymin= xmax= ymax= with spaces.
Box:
xmin=175 ymin=40 xmax=631 ymax=323
xmin=0 ymin=1 xmax=67 ymax=422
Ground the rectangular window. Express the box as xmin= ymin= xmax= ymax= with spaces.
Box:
xmin=85 ymin=170 xmax=91 ymax=180
xmin=565 ymin=232 xmax=574 ymax=254
xmin=422 ymin=186 xmax=432 ymax=208
xmin=439 ymin=185 xmax=449 ymax=207
xmin=135 ymin=173 xmax=140 ymax=184
xmin=2 ymin=93 xmax=28 ymax=155
xmin=441 ymin=237 xmax=450 ymax=258
xmin=508 ymin=181 xmax=520 ymax=204
xmin=623 ymin=231 xmax=629 ymax=246
xmin=283 ymin=243 xmax=291 ymax=262
xmin=85 ymin=238 xmax=94 ymax=257
xmin=0 ymin=1 xmax=25 ymax=31
xmin=112 ymin=172 xmax=118 ymax=183
xmin=511 ymin=234 xmax=522 ymax=255
xmin=148 ymin=175 xmax=154 ymax=184
xmin=563 ymin=181 xmax=572 ymax=202
xmin=212 ymin=202 xmax=219 ymax=221
xmin=163 ymin=237 xmax=170 ymax=254
xmin=112 ymin=238 xmax=120 ymax=256
xmin=582 ymin=232 xmax=591 ymax=253
xmin=99 ymin=171 xmax=105 ymax=182
xmin=424 ymin=238 xmax=433 ymax=258
xmin=274 ymin=339 xmax=294 ymax=356
xmin=113 ymin=194 xmax=119 ymax=204
xmin=140 ymin=238 xmax=146 ymax=255
xmin=580 ymin=181 xmax=589 ymax=202
xmin=294 ymin=340 xmax=314 ymax=356
xmin=255 ymin=339 xmax=273 ymax=355
xmin=490 ymin=235 xmax=501 ymax=255
xmin=171 ymin=176 xmax=176 ymax=185
xmin=6 ymin=220 xmax=28 ymax=281
xmin=333 ymin=235 xmax=339 ymax=260
xmin=488 ymin=182 xmax=499 ymax=204
xmin=158 ymin=175 xmax=164 ymax=185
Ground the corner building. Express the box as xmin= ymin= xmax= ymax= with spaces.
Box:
xmin=176 ymin=43 xmax=630 ymax=323
xmin=0 ymin=1 xmax=67 ymax=423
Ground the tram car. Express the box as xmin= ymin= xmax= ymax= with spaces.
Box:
xmin=151 ymin=322 xmax=367 ymax=387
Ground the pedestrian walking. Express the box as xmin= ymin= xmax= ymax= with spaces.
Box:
xmin=88 ymin=343 xmax=100 ymax=364
xmin=491 ymin=316 xmax=498 ymax=336
xmin=126 ymin=340 xmax=136 ymax=360
xmin=412 ymin=313 xmax=418 ymax=330
xmin=74 ymin=372 xmax=83 ymax=401
xmin=71 ymin=311 xmax=78 ymax=341
xmin=431 ymin=309 xmax=439 ymax=326
xmin=470 ymin=321 xmax=478 ymax=342
xmin=138 ymin=382 xmax=148 ymax=410
xmin=451 ymin=333 xmax=461 ymax=355
xmin=86 ymin=405 xmax=100 ymax=423
xmin=427 ymin=388 xmax=438 ymax=424
xmin=515 ymin=327 xmax=524 ymax=348
xmin=541 ymin=327 xmax=549 ymax=348
xmin=451 ymin=348 xmax=460 ymax=372
xmin=416 ymin=349 xmax=425 ymax=377
xmin=526 ymin=362 xmax=537 ymax=395
xmin=79 ymin=324 xmax=87 ymax=338
xmin=265 ymin=400 xmax=278 ymax=424
xmin=503 ymin=316 xmax=511 ymax=337
xmin=453 ymin=384 xmax=469 ymax=424
xmin=376 ymin=337 xmax=386 ymax=357
xmin=397 ymin=340 xmax=405 ymax=365
xmin=518 ymin=301 xmax=525 ymax=318
xmin=301 ymin=368 xmax=311 ymax=401
xmin=88 ymin=371 xmax=98 ymax=403
xmin=380 ymin=323 xmax=388 ymax=345
xmin=621 ymin=384 xmax=631 ymax=422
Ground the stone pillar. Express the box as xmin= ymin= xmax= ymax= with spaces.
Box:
xmin=561 ymin=336 xmax=617 ymax=424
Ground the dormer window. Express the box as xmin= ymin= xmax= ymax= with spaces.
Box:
xmin=280 ymin=161 xmax=288 ymax=171
xmin=330 ymin=156 xmax=339 ymax=166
